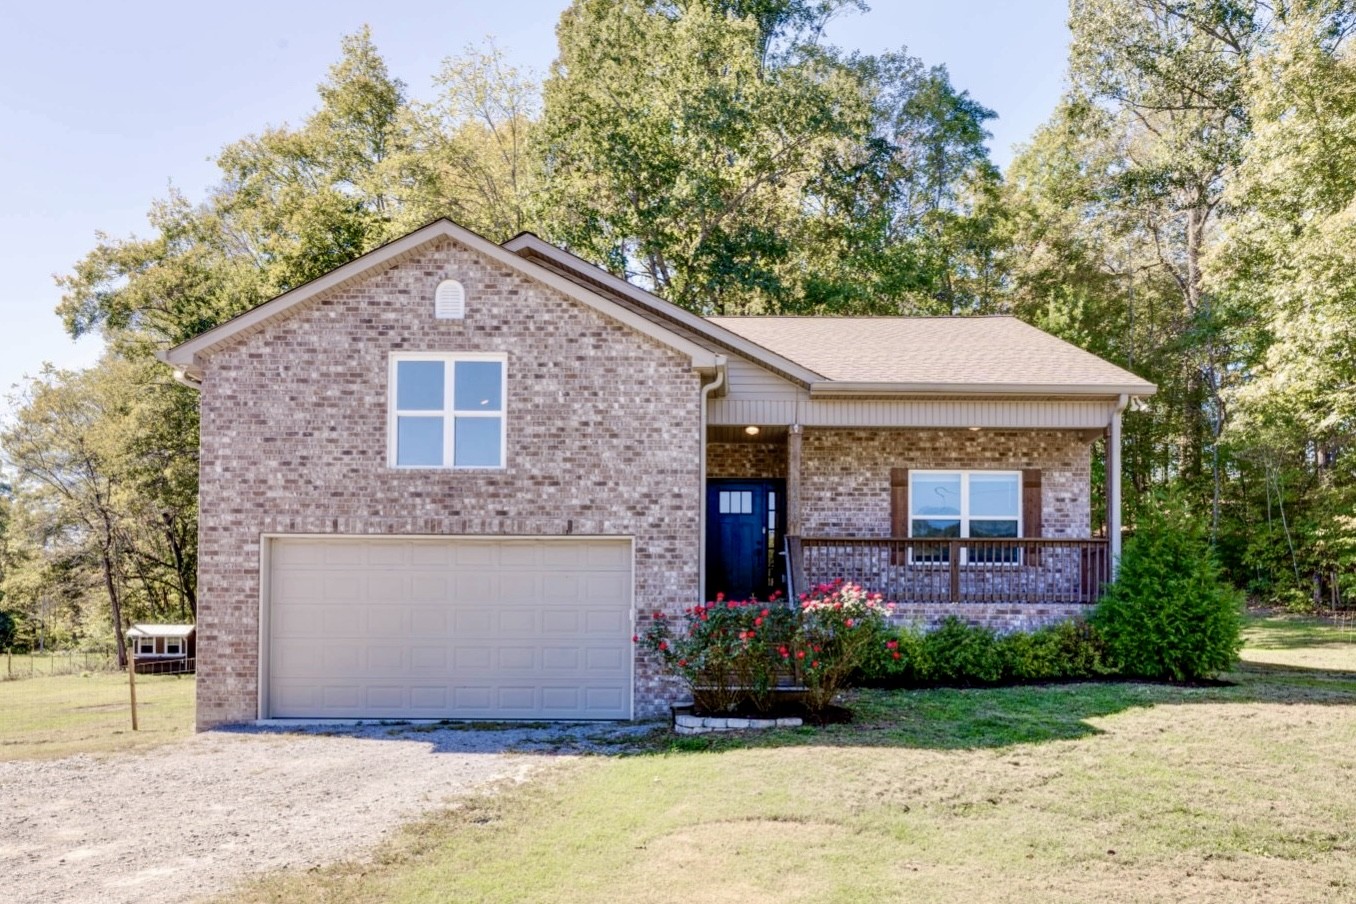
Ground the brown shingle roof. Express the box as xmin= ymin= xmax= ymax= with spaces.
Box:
xmin=706 ymin=316 xmax=1155 ymax=394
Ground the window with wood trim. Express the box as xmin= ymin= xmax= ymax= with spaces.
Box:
xmin=389 ymin=353 xmax=506 ymax=469
xmin=907 ymin=470 xmax=1023 ymax=564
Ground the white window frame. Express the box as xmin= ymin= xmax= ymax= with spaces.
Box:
xmin=387 ymin=352 xmax=507 ymax=470
xmin=908 ymin=470 xmax=1023 ymax=566
xmin=136 ymin=637 xmax=156 ymax=656
xmin=165 ymin=638 xmax=184 ymax=656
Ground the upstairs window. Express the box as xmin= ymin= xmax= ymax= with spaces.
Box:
xmin=389 ymin=354 xmax=505 ymax=469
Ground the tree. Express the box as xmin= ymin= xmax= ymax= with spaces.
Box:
xmin=536 ymin=0 xmax=1002 ymax=315
xmin=1 ymin=359 xmax=199 ymax=664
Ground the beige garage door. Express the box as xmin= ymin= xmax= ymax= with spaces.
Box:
xmin=267 ymin=537 xmax=633 ymax=720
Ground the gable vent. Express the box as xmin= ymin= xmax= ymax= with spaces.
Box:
xmin=435 ymin=279 xmax=466 ymax=320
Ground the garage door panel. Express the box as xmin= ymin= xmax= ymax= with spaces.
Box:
xmin=498 ymin=647 xmax=536 ymax=670
xmin=269 ymin=537 xmax=632 ymax=720
xmin=409 ymin=543 xmax=453 ymax=566
xmin=365 ymin=609 xmax=410 ymax=636
xmin=410 ymin=686 xmax=448 ymax=708
xmin=541 ymin=610 xmax=579 ymax=634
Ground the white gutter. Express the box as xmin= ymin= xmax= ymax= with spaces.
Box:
xmin=809 ymin=381 xmax=1158 ymax=399
xmin=697 ymin=356 xmax=728 ymax=602
xmin=1108 ymin=393 xmax=1130 ymax=576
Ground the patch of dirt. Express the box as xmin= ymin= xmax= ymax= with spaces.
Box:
xmin=0 ymin=721 xmax=652 ymax=904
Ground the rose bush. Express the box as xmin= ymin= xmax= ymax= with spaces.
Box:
xmin=641 ymin=581 xmax=893 ymax=716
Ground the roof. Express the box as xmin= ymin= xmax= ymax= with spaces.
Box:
xmin=159 ymin=218 xmax=1154 ymax=400
xmin=127 ymin=624 xmax=196 ymax=639
xmin=708 ymin=316 xmax=1156 ymax=397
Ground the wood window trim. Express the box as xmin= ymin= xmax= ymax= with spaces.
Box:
xmin=387 ymin=352 xmax=508 ymax=470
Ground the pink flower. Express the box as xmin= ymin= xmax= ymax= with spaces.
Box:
xmin=631 ymin=635 xmax=639 ymax=643
xmin=795 ymin=650 xmax=806 ymax=660
xmin=845 ymin=618 xmax=854 ymax=627
xmin=658 ymin=640 xmax=668 ymax=651
xmin=754 ymin=617 xmax=764 ymax=627
xmin=760 ymin=608 xmax=770 ymax=617
xmin=715 ymin=592 xmax=725 ymax=603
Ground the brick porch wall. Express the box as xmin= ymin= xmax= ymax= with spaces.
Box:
xmin=707 ymin=441 xmax=787 ymax=479
xmin=799 ymin=428 xmax=1096 ymax=633
xmin=195 ymin=236 xmax=697 ymax=728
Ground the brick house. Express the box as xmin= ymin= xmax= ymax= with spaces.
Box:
xmin=161 ymin=219 xmax=1154 ymax=728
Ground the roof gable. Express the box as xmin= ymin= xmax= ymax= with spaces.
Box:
xmin=160 ymin=219 xmax=721 ymax=379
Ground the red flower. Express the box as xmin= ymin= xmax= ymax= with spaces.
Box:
xmin=795 ymin=650 xmax=806 ymax=660
xmin=658 ymin=640 xmax=668 ymax=651
xmin=892 ymin=652 xmax=901 ymax=660
xmin=715 ymin=592 xmax=725 ymax=602
xmin=631 ymin=635 xmax=639 ymax=643
xmin=760 ymin=608 xmax=770 ymax=617
xmin=678 ymin=659 xmax=687 ymax=667
xmin=844 ymin=618 xmax=854 ymax=628
xmin=886 ymin=640 xmax=899 ymax=650
xmin=810 ymin=660 xmax=820 ymax=669
xmin=754 ymin=617 xmax=764 ymax=627
xmin=813 ymin=645 xmax=821 ymax=653
xmin=727 ymin=600 xmax=737 ymax=609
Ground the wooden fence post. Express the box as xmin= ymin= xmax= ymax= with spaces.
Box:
xmin=128 ymin=650 xmax=139 ymax=731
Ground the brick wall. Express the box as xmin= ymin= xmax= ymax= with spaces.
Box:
xmin=707 ymin=441 xmax=787 ymax=478
xmin=800 ymin=428 xmax=1092 ymax=537
xmin=195 ymin=236 xmax=697 ymax=727
xmin=797 ymin=429 xmax=1097 ymax=628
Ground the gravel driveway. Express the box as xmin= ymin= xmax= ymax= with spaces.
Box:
xmin=0 ymin=722 xmax=652 ymax=904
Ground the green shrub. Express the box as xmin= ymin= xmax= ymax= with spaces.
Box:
xmin=923 ymin=617 xmax=1004 ymax=684
xmin=1093 ymin=496 xmax=1244 ymax=681
xmin=859 ymin=618 xmax=1110 ymax=687
xmin=998 ymin=619 xmax=1111 ymax=682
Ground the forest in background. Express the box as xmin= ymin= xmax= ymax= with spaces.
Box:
xmin=2 ymin=0 xmax=1354 ymax=661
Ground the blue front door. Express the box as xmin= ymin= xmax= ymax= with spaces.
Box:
xmin=706 ymin=479 xmax=786 ymax=602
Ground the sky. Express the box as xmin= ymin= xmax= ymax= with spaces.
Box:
xmin=0 ymin=0 xmax=1070 ymax=421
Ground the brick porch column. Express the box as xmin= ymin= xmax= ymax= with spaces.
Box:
xmin=787 ymin=423 xmax=803 ymax=535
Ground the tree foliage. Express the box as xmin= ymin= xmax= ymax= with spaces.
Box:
xmin=12 ymin=3 xmax=1356 ymax=639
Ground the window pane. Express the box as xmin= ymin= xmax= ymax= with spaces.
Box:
xmin=970 ymin=519 xmax=1019 ymax=539
xmin=912 ymin=473 xmax=961 ymax=516
xmin=397 ymin=416 xmax=444 ymax=466
xmin=454 ymin=361 xmax=503 ymax=411
xmin=396 ymin=361 xmax=444 ymax=411
xmin=970 ymin=473 xmax=1020 ymax=517
xmin=454 ymin=416 xmax=502 ymax=467
xmin=910 ymin=520 xmax=956 ymax=564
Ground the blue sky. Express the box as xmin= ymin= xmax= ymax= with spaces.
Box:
xmin=0 ymin=1 xmax=1069 ymax=419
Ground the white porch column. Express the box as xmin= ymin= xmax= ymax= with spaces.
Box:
xmin=1108 ymin=395 xmax=1129 ymax=575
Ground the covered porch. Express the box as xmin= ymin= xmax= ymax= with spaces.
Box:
xmin=703 ymin=417 xmax=1125 ymax=625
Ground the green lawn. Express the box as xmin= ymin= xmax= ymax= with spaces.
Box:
xmin=0 ymin=671 xmax=195 ymax=760
xmin=227 ymin=615 xmax=1356 ymax=904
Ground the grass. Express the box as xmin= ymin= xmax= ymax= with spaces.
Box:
xmin=227 ymin=614 xmax=1356 ymax=904
xmin=0 ymin=671 xmax=196 ymax=760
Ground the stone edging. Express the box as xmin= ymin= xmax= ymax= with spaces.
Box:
xmin=673 ymin=714 xmax=803 ymax=735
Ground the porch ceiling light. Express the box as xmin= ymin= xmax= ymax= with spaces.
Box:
xmin=968 ymin=426 xmax=982 ymax=432
xmin=744 ymin=425 xmax=760 ymax=436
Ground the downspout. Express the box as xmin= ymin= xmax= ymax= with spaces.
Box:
xmin=698 ymin=356 xmax=728 ymax=602
xmin=1109 ymin=393 xmax=1129 ymax=577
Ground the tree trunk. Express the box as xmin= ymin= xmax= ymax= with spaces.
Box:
xmin=103 ymin=548 xmax=128 ymax=669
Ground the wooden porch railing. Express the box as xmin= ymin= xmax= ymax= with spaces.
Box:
xmin=786 ymin=536 xmax=1111 ymax=605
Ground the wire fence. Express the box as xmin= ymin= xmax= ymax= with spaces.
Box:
xmin=2 ymin=648 xmax=122 ymax=681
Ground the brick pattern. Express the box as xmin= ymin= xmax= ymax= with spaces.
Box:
xmin=196 ymin=236 xmax=697 ymax=727
xmin=707 ymin=441 xmax=787 ymax=479
xmin=800 ymin=428 xmax=1091 ymax=538
xmin=889 ymin=602 xmax=1095 ymax=634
